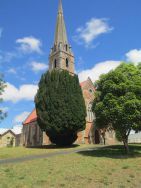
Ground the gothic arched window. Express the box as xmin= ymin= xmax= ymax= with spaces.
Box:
xmin=66 ymin=44 xmax=68 ymax=51
xmin=54 ymin=59 xmax=57 ymax=68
xmin=87 ymin=102 xmax=94 ymax=122
xmin=66 ymin=58 xmax=69 ymax=68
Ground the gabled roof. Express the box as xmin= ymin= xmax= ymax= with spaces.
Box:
xmin=80 ymin=80 xmax=87 ymax=87
xmin=0 ymin=126 xmax=22 ymax=136
xmin=23 ymin=109 xmax=37 ymax=125
xmin=80 ymin=77 xmax=95 ymax=91
xmin=1 ymin=130 xmax=16 ymax=137
xmin=0 ymin=129 xmax=8 ymax=135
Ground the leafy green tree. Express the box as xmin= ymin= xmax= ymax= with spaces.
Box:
xmin=35 ymin=70 xmax=86 ymax=146
xmin=115 ymin=130 xmax=123 ymax=142
xmin=92 ymin=63 xmax=141 ymax=153
xmin=138 ymin=63 xmax=141 ymax=71
xmin=0 ymin=74 xmax=6 ymax=122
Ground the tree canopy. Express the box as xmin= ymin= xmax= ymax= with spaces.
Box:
xmin=35 ymin=70 xmax=86 ymax=146
xmin=92 ymin=63 xmax=141 ymax=153
xmin=0 ymin=74 xmax=6 ymax=122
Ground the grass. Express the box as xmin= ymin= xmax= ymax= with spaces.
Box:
xmin=0 ymin=144 xmax=94 ymax=160
xmin=0 ymin=144 xmax=141 ymax=188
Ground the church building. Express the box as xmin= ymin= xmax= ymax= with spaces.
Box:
xmin=22 ymin=0 xmax=116 ymax=147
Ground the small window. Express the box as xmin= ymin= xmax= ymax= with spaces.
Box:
xmin=89 ymin=89 xmax=93 ymax=93
xmin=66 ymin=58 xmax=69 ymax=68
xmin=54 ymin=59 xmax=57 ymax=68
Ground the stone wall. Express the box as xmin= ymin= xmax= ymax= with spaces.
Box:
xmin=77 ymin=78 xmax=95 ymax=144
xmin=23 ymin=122 xmax=43 ymax=147
xmin=0 ymin=132 xmax=16 ymax=147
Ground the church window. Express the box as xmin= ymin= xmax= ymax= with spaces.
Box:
xmin=54 ymin=59 xmax=57 ymax=68
xmin=66 ymin=44 xmax=68 ymax=51
xmin=59 ymin=42 xmax=62 ymax=50
xmin=66 ymin=58 xmax=69 ymax=68
xmin=89 ymin=89 xmax=93 ymax=94
xmin=87 ymin=102 xmax=94 ymax=122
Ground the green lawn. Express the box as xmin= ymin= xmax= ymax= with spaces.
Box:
xmin=0 ymin=144 xmax=141 ymax=188
xmin=0 ymin=144 xmax=94 ymax=160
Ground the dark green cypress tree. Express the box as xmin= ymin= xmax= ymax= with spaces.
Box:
xmin=35 ymin=70 xmax=86 ymax=146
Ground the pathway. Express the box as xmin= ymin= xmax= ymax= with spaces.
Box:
xmin=0 ymin=147 xmax=100 ymax=165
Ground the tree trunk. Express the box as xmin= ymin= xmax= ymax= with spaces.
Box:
xmin=104 ymin=137 xmax=106 ymax=145
xmin=101 ymin=132 xmax=106 ymax=145
xmin=123 ymin=138 xmax=129 ymax=154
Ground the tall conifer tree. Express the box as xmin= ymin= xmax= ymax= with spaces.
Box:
xmin=35 ymin=70 xmax=86 ymax=146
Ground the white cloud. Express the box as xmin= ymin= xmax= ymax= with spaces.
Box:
xmin=14 ymin=111 xmax=30 ymax=123
xmin=30 ymin=61 xmax=48 ymax=72
xmin=78 ymin=61 xmax=121 ymax=82
xmin=74 ymin=18 xmax=113 ymax=47
xmin=0 ymin=28 xmax=3 ymax=38
xmin=2 ymin=83 xmax=38 ymax=103
xmin=16 ymin=36 xmax=42 ymax=54
xmin=126 ymin=49 xmax=141 ymax=65
xmin=0 ymin=51 xmax=17 ymax=63
xmin=12 ymin=126 xmax=22 ymax=134
xmin=7 ymin=68 xmax=17 ymax=74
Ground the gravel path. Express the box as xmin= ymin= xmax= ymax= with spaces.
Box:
xmin=0 ymin=147 xmax=99 ymax=165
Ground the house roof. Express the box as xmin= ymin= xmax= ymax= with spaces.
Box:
xmin=1 ymin=130 xmax=16 ymax=137
xmin=0 ymin=129 xmax=8 ymax=135
xmin=0 ymin=126 xmax=22 ymax=136
xmin=23 ymin=109 xmax=37 ymax=125
xmin=80 ymin=81 xmax=87 ymax=87
xmin=80 ymin=78 xmax=95 ymax=90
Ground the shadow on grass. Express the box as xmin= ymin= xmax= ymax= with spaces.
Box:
xmin=77 ymin=144 xmax=141 ymax=159
xmin=27 ymin=144 xmax=80 ymax=150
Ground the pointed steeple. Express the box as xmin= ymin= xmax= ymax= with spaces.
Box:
xmin=58 ymin=0 xmax=63 ymax=14
xmin=49 ymin=0 xmax=75 ymax=75
xmin=54 ymin=0 xmax=68 ymax=45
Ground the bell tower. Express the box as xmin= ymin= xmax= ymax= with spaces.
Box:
xmin=49 ymin=0 xmax=75 ymax=75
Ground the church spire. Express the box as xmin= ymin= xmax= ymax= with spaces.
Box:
xmin=58 ymin=0 xmax=63 ymax=14
xmin=49 ymin=0 xmax=75 ymax=75
xmin=54 ymin=0 xmax=68 ymax=45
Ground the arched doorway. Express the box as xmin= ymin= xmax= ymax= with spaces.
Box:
xmin=95 ymin=129 xmax=100 ymax=144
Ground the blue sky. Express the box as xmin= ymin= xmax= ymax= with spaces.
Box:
xmin=0 ymin=0 xmax=141 ymax=129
